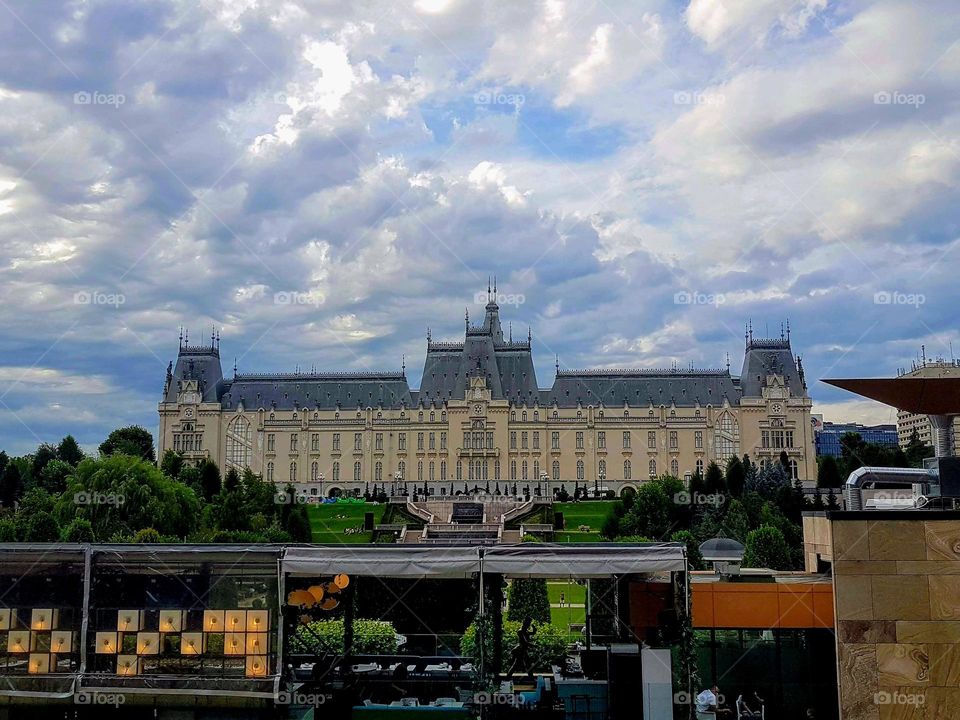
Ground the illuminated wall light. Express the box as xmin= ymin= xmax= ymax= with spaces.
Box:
xmin=203 ymin=610 xmax=225 ymax=633
xmin=225 ymin=610 xmax=245 ymax=631
xmin=31 ymin=609 xmax=57 ymax=631
xmin=117 ymin=655 xmax=140 ymax=676
xmin=7 ymin=631 xmax=29 ymax=654
xmin=225 ymin=632 xmax=245 ymax=656
xmin=245 ymin=633 xmax=267 ymax=654
xmin=51 ymin=631 xmax=72 ymax=654
xmin=0 ymin=608 xmax=14 ymax=630
xmin=28 ymin=653 xmax=50 ymax=674
xmin=246 ymin=610 xmax=268 ymax=632
xmin=180 ymin=632 xmax=204 ymax=656
xmin=117 ymin=610 xmax=142 ymax=632
xmin=159 ymin=610 xmax=183 ymax=632
xmin=96 ymin=632 xmax=118 ymax=654
xmin=245 ymin=655 xmax=268 ymax=677
xmin=136 ymin=632 xmax=160 ymax=655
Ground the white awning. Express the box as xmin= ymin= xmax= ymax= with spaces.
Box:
xmin=282 ymin=545 xmax=481 ymax=578
xmin=481 ymin=543 xmax=686 ymax=577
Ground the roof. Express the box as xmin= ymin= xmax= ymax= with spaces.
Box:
xmin=220 ymin=372 xmax=413 ymax=411
xmin=547 ymin=369 xmax=739 ymax=408
xmin=823 ymin=376 xmax=960 ymax=415
xmin=740 ymin=338 xmax=806 ymax=397
xmin=699 ymin=537 xmax=745 ymax=561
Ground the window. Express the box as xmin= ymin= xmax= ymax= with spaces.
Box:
xmin=522 ymin=460 xmax=528 ymax=481
xmin=522 ymin=411 xmax=527 ymax=421
xmin=552 ymin=460 xmax=560 ymax=480
xmin=456 ymin=461 xmax=462 ymax=480
xmin=649 ymin=459 xmax=657 ymax=478
xmin=696 ymin=459 xmax=703 ymax=475
xmin=695 ymin=431 xmax=703 ymax=449
xmin=576 ymin=432 xmax=584 ymax=449
xmin=375 ymin=433 xmax=383 ymax=450
xmin=598 ymin=459 xmax=606 ymax=477
xmin=354 ymin=461 xmax=361 ymax=481
xmin=311 ymin=461 xmax=319 ymax=481
xmin=494 ymin=459 xmax=501 ymax=480
xmin=533 ymin=460 xmax=540 ymax=478
xmin=511 ymin=460 xmax=517 ymax=480
xmin=266 ymin=461 xmax=274 ymax=482
xmin=510 ymin=432 xmax=517 ymax=449
xmin=267 ymin=433 xmax=276 ymax=452
xmin=786 ymin=430 xmax=794 ymax=448
xmin=332 ymin=433 xmax=340 ymax=451
xmin=225 ymin=416 xmax=252 ymax=470
xmin=623 ymin=431 xmax=630 ymax=449
xmin=440 ymin=461 xmax=447 ymax=480
xmin=311 ymin=433 xmax=319 ymax=451
xmin=440 ymin=432 xmax=447 ymax=450
xmin=464 ymin=432 xmax=471 ymax=450
xmin=533 ymin=431 xmax=540 ymax=449
xmin=398 ymin=433 xmax=406 ymax=450
xmin=598 ymin=431 xmax=606 ymax=449
xmin=576 ymin=460 xmax=584 ymax=480
xmin=418 ymin=461 xmax=423 ymax=482
xmin=290 ymin=433 xmax=298 ymax=452
xmin=486 ymin=431 xmax=494 ymax=449
xmin=671 ymin=458 xmax=679 ymax=476
xmin=521 ymin=432 xmax=528 ymax=449
xmin=552 ymin=432 xmax=560 ymax=449
xmin=417 ymin=432 xmax=424 ymax=450
xmin=648 ymin=431 xmax=656 ymax=449
xmin=429 ymin=432 xmax=436 ymax=450
xmin=375 ymin=461 xmax=382 ymax=482
xmin=624 ymin=460 xmax=631 ymax=480
xmin=332 ymin=461 xmax=340 ymax=481
xmin=398 ymin=461 xmax=405 ymax=480
xmin=468 ymin=461 xmax=474 ymax=480
xmin=289 ymin=461 xmax=297 ymax=481
xmin=354 ymin=433 xmax=362 ymax=451
xmin=789 ymin=459 xmax=798 ymax=479
xmin=430 ymin=411 xmax=435 ymax=422
xmin=429 ymin=462 xmax=435 ymax=481
xmin=669 ymin=431 xmax=678 ymax=449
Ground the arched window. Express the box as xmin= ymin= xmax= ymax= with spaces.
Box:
xmin=510 ymin=461 xmax=517 ymax=480
xmin=418 ymin=461 xmax=423 ymax=482
xmin=398 ymin=461 xmax=405 ymax=480
xmin=354 ymin=461 xmax=362 ymax=481
xmin=624 ymin=460 xmax=631 ymax=480
xmin=311 ymin=461 xmax=319 ymax=481
xmin=494 ymin=460 xmax=501 ymax=480
xmin=576 ymin=460 xmax=584 ymax=480
xmin=482 ymin=460 xmax=488 ymax=480
xmin=649 ymin=459 xmax=657 ymax=478
xmin=375 ymin=461 xmax=382 ymax=482
xmin=468 ymin=461 xmax=474 ymax=481
xmin=225 ymin=415 xmax=252 ymax=470
xmin=522 ymin=460 xmax=528 ymax=481
xmin=266 ymin=461 xmax=274 ymax=482
xmin=696 ymin=458 xmax=704 ymax=476
xmin=332 ymin=461 xmax=340 ymax=481
xmin=714 ymin=412 xmax=740 ymax=461
xmin=429 ymin=461 xmax=435 ymax=482
xmin=598 ymin=459 xmax=606 ymax=477
xmin=671 ymin=458 xmax=679 ymax=476
xmin=552 ymin=460 xmax=560 ymax=480
xmin=456 ymin=461 xmax=462 ymax=480
xmin=289 ymin=461 xmax=297 ymax=482
xmin=533 ymin=460 xmax=539 ymax=479
xmin=440 ymin=461 xmax=447 ymax=480
xmin=522 ymin=411 xmax=527 ymax=421
xmin=534 ymin=411 xmax=539 ymax=421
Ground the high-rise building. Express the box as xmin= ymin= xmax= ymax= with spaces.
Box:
xmin=896 ymin=360 xmax=960 ymax=454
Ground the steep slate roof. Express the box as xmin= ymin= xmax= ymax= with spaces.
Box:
xmin=547 ymin=369 xmax=740 ymax=408
xmin=163 ymin=344 xmax=225 ymax=403
xmin=219 ymin=372 xmax=413 ymax=411
xmin=739 ymin=338 xmax=805 ymax=397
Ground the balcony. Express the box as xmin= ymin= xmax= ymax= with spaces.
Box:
xmin=457 ymin=447 xmax=500 ymax=457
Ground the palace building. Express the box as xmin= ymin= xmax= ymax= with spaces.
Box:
xmin=158 ymin=291 xmax=815 ymax=497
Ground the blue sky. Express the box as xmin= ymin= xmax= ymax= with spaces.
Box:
xmin=0 ymin=0 xmax=958 ymax=454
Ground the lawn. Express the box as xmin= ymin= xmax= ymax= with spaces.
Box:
xmin=547 ymin=581 xmax=586 ymax=605
xmin=306 ymin=503 xmax=381 ymax=544
xmin=548 ymin=580 xmax=587 ymax=640
xmin=553 ymin=501 xmax=616 ymax=542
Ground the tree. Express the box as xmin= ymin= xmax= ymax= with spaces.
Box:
xmin=32 ymin=443 xmax=59 ymax=478
xmin=671 ymin=530 xmax=703 ymax=571
xmin=99 ymin=426 xmax=155 ymax=462
xmin=159 ymin=449 xmax=184 ymax=479
xmin=133 ymin=528 xmax=163 ymax=543
xmin=284 ymin=505 xmax=312 ymax=542
xmin=61 ymin=518 xmax=95 ymax=542
xmin=817 ymin=455 xmax=843 ymax=488
xmin=0 ymin=463 xmax=23 ymax=507
xmin=725 ymin=456 xmax=746 ymax=498
xmin=620 ymin=482 xmax=672 ymax=539
xmin=704 ymin=461 xmax=725 ymax=495
xmin=39 ymin=459 xmax=73 ymax=495
xmin=23 ymin=512 xmax=59 ymax=542
xmin=223 ymin=468 xmax=240 ymax=493
xmin=904 ymin=429 xmax=934 ymax=467
xmin=199 ymin=460 xmax=221 ymax=501
xmin=507 ymin=579 xmax=551 ymax=623
xmin=747 ymin=462 xmax=790 ymax=499
xmin=743 ymin=526 xmax=793 ymax=570
xmin=57 ymin=435 xmax=85 ymax=466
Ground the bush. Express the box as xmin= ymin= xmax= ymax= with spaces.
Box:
xmin=291 ymin=619 xmax=399 ymax=655
xmin=507 ymin=579 xmax=551 ymax=623
xmin=743 ymin=526 xmax=792 ymax=570
xmin=461 ymin=619 xmax=567 ymax=671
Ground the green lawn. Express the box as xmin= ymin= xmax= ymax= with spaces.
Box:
xmin=306 ymin=503 xmax=380 ymax=544
xmin=547 ymin=581 xmax=586 ymax=605
xmin=548 ymin=581 xmax=587 ymax=639
xmin=553 ymin=501 xmax=616 ymax=542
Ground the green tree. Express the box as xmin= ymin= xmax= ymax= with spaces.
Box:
xmin=133 ymin=528 xmax=163 ymax=543
xmin=99 ymin=426 xmax=155 ymax=462
xmin=159 ymin=449 xmax=184 ymax=479
xmin=507 ymin=579 xmax=551 ymax=623
xmin=39 ymin=459 xmax=73 ymax=494
xmin=61 ymin=518 xmax=95 ymax=542
xmin=23 ymin=511 xmax=59 ymax=542
xmin=816 ymin=455 xmax=843 ymax=488
xmin=223 ymin=468 xmax=240 ymax=493
xmin=671 ymin=529 xmax=703 ymax=571
xmin=904 ymin=429 xmax=934 ymax=467
xmin=620 ymin=482 xmax=671 ymax=539
xmin=199 ymin=460 xmax=221 ymax=501
xmin=178 ymin=465 xmax=201 ymax=493
xmin=0 ymin=463 xmax=23 ymax=507
xmin=719 ymin=499 xmax=751 ymax=543
xmin=704 ymin=461 xmax=725 ymax=494
xmin=32 ymin=443 xmax=59 ymax=478
xmin=743 ymin=526 xmax=793 ymax=570
xmin=284 ymin=504 xmax=312 ymax=542
xmin=725 ymin=455 xmax=745 ymax=498
xmin=57 ymin=435 xmax=85 ymax=466
xmin=0 ymin=518 xmax=16 ymax=541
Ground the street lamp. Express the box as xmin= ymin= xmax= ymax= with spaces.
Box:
xmin=539 ymin=471 xmax=549 ymax=498
xmin=393 ymin=470 xmax=402 ymax=497
xmin=595 ymin=469 xmax=604 ymax=499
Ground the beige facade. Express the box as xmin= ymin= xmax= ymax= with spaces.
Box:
xmin=158 ymin=304 xmax=815 ymax=496
xmin=896 ymin=362 xmax=960 ymax=454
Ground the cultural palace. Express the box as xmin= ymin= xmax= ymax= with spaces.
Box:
xmin=159 ymin=289 xmax=815 ymax=497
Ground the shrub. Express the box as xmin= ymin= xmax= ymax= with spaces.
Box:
xmin=461 ymin=619 xmax=567 ymax=671
xmin=291 ymin=619 xmax=399 ymax=655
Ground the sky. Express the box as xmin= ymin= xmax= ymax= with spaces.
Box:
xmin=0 ymin=0 xmax=958 ymax=455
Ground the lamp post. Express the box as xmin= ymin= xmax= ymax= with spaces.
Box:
xmin=595 ymin=469 xmax=604 ymax=499
xmin=539 ymin=471 xmax=549 ymax=498
xmin=392 ymin=470 xmax=402 ymax=497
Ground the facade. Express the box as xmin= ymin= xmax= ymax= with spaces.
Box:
xmin=158 ymin=292 xmax=816 ymax=496
xmin=896 ymin=360 xmax=960 ymax=454
xmin=815 ymin=422 xmax=899 ymax=457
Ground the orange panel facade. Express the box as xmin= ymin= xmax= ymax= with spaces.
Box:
xmin=692 ymin=581 xmax=834 ymax=629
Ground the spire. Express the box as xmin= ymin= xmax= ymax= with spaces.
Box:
xmin=402 ymin=354 xmax=406 ymax=375
xmin=427 ymin=327 xmax=432 ymax=343
xmin=179 ymin=326 xmax=183 ymax=350
xmin=509 ymin=322 xmax=513 ymax=342
xmin=184 ymin=328 xmax=189 ymax=345
xmin=726 ymin=352 xmax=730 ymax=372
xmin=233 ymin=357 xmax=237 ymax=377
xmin=493 ymin=275 xmax=497 ymax=294
xmin=786 ymin=318 xmax=791 ymax=343
xmin=527 ymin=326 xmax=531 ymax=344
xmin=780 ymin=321 xmax=784 ymax=340
xmin=465 ymin=308 xmax=469 ymax=331
xmin=487 ymin=276 xmax=491 ymax=300
xmin=555 ymin=354 xmax=559 ymax=375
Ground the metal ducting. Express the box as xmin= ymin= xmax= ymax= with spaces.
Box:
xmin=843 ymin=466 xmax=936 ymax=511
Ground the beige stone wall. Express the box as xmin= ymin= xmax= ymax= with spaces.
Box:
xmin=833 ymin=516 xmax=960 ymax=720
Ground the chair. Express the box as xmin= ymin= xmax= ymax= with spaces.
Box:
xmin=735 ymin=694 xmax=765 ymax=719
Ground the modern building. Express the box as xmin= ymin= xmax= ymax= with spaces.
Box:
xmin=896 ymin=360 xmax=960 ymax=454
xmin=159 ymin=290 xmax=816 ymax=496
xmin=814 ymin=421 xmax=899 ymax=457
